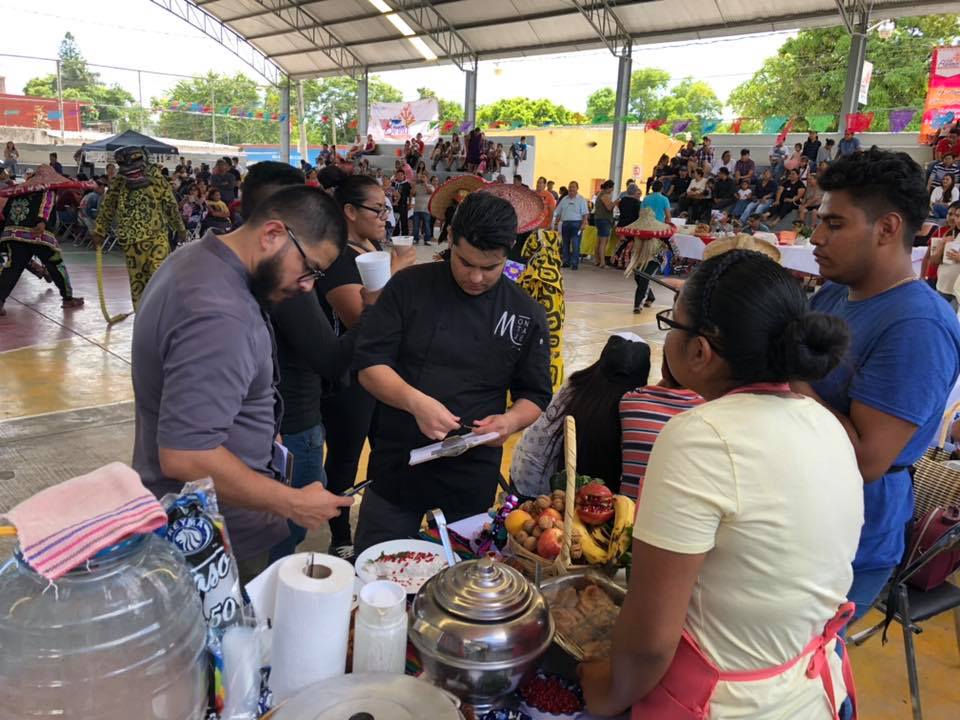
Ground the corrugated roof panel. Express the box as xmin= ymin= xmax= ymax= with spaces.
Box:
xmin=327 ymin=15 xmax=402 ymax=44
xmin=350 ymin=39 xmax=426 ymax=65
xmin=439 ymin=0 xmax=570 ymax=26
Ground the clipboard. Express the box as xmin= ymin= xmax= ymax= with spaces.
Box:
xmin=409 ymin=431 xmax=500 ymax=466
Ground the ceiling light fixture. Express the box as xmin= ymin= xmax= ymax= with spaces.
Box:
xmin=385 ymin=13 xmax=415 ymax=37
xmin=366 ymin=0 xmax=437 ymax=62
xmin=368 ymin=0 xmax=392 ymax=12
xmin=409 ymin=37 xmax=438 ymax=61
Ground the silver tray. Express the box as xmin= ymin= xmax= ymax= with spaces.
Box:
xmin=539 ymin=569 xmax=626 ymax=662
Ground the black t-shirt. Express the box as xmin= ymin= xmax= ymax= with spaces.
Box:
xmin=713 ymin=177 xmax=736 ymax=200
xmin=780 ymin=180 xmax=804 ymax=202
xmin=617 ymin=196 xmax=641 ymax=227
xmin=210 ymin=172 xmax=237 ymax=203
xmin=352 ymin=262 xmax=552 ymax=515
xmin=755 ymin=179 xmax=779 ymax=200
xmin=315 ymin=242 xmax=381 ymax=336
xmin=802 ymin=140 xmax=821 ymax=163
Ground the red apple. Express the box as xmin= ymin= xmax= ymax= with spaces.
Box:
xmin=537 ymin=527 xmax=564 ymax=560
xmin=539 ymin=507 xmax=563 ymax=525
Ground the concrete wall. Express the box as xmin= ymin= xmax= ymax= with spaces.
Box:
xmin=703 ymin=132 xmax=931 ymax=166
xmin=486 ymin=126 xmax=682 ymax=195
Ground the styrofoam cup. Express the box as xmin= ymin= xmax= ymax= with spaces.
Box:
xmin=355 ymin=251 xmax=392 ymax=291
xmin=392 ymin=235 xmax=414 ymax=246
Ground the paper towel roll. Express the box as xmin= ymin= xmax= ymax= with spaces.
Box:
xmin=269 ymin=553 xmax=355 ymax=702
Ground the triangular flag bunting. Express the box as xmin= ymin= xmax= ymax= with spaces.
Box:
xmin=888 ymin=109 xmax=916 ymax=134
xmin=348 ymin=118 xmax=359 ymax=129
xmin=775 ymin=117 xmax=795 ymax=145
xmin=700 ymin=118 xmax=720 ymax=134
xmin=730 ymin=118 xmax=744 ymax=134
xmin=646 ymin=119 xmax=667 ymax=131
xmin=670 ymin=119 xmax=692 ymax=134
xmin=806 ymin=114 xmax=835 ymax=132
xmin=762 ymin=115 xmax=789 ymax=134
xmin=845 ymin=112 xmax=874 ymax=133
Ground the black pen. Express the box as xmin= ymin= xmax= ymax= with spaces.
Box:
xmin=342 ymin=478 xmax=374 ymax=497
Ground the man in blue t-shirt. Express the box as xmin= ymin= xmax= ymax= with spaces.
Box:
xmin=640 ymin=180 xmax=671 ymax=223
xmin=801 ymin=149 xmax=960 ymax=621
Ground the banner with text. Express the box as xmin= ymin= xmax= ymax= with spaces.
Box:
xmin=920 ymin=46 xmax=960 ymax=143
xmin=369 ymin=98 xmax=439 ymax=143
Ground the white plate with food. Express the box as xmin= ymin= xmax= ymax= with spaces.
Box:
xmin=355 ymin=539 xmax=450 ymax=593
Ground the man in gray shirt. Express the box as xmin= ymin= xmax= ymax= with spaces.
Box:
xmin=132 ymin=185 xmax=353 ymax=576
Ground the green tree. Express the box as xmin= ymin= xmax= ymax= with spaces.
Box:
xmin=629 ymin=68 xmax=671 ymax=119
xmin=728 ymin=15 xmax=960 ymax=131
xmin=416 ymin=87 xmax=464 ymax=123
xmin=23 ymin=32 xmax=138 ymax=125
xmin=155 ymin=72 xmax=266 ymax=145
xmin=477 ymin=97 xmax=574 ymax=127
xmin=308 ymin=75 xmax=402 ymax=143
xmin=654 ymin=78 xmax=723 ymax=138
xmin=586 ymin=87 xmax=616 ymax=122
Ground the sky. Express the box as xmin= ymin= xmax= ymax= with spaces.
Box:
xmin=0 ymin=0 xmax=796 ymax=115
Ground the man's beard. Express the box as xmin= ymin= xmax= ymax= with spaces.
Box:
xmin=249 ymin=251 xmax=286 ymax=308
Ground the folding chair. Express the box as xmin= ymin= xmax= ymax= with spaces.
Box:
xmin=849 ymin=414 xmax=960 ymax=720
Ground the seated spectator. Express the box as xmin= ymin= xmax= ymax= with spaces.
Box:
xmin=837 ymin=129 xmax=861 ymax=157
xmin=922 ymin=201 xmax=960 ymax=291
xmin=305 ymin=169 xmax=320 ymax=187
xmin=817 ymin=138 xmax=836 ymax=165
xmin=712 ymin=167 xmax=736 ymax=212
xmin=445 ymin=133 xmax=462 ymax=170
xmin=510 ymin=136 xmax=528 ymax=170
xmin=647 ymin=154 xmax=671 ymax=194
xmin=744 ymin=213 xmax=771 ymax=235
xmin=712 ymin=150 xmax=735 ymax=177
xmin=200 ymin=188 xmax=231 ymax=234
xmin=430 ymin=140 xmax=448 ymax=170
xmin=733 ymin=149 xmax=755 ymax=185
xmin=936 ymin=127 xmax=960 ymax=161
xmin=677 ymin=167 xmax=707 ymax=218
xmin=510 ymin=335 xmax=652 ymax=497
xmin=414 ymin=132 xmax=426 ymax=157
xmin=784 ymin=143 xmax=803 ymax=172
xmin=678 ymin=139 xmax=696 ymax=161
xmin=931 ymin=172 xmax=960 ymax=218
xmin=360 ymin=134 xmax=377 ymax=155
xmin=346 ymin=134 xmax=364 ymax=161
xmin=640 ymin=180 xmax=670 ymax=223
xmin=802 ymin=131 xmax=821 ymax=164
xmin=798 ymin=155 xmax=812 ymax=182
xmin=3 ymin=141 xmax=19 ymax=177
xmin=667 ymin=166 xmax=690 ymax=207
xmin=730 ymin=178 xmax=754 ymax=219
xmin=928 ymin=152 xmax=959 ymax=190
xmin=817 ymin=160 xmax=830 ymax=177
xmin=318 ymin=144 xmax=332 ymax=164
xmin=496 ymin=143 xmax=508 ymax=173
xmin=695 ymin=136 xmax=715 ymax=170
xmin=769 ymin=140 xmax=789 ymax=180
xmin=797 ymin=174 xmax=823 ymax=227
xmin=79 ymin=178 xmax=106 ymax=234
xmin=769 ymin=168 xmax=805 ymax=222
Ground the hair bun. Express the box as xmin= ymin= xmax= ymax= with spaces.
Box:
xmin=770 ymin=313 xmax=849 ymax=381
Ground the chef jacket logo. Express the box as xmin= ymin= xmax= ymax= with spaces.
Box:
xmin=169 ymin=515 xmax=214 ymax=555
xmin=494 ymin=311 xmax=531 ymax=347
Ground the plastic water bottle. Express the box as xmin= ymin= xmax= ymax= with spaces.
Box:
xmin=353 ymin=580 xmax=408 ymax=674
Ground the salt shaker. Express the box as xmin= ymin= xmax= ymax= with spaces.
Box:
xmin=353 ymin=580 xmax=408 ymax=674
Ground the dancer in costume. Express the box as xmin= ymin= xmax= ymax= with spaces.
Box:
xmin=517 ymin=229 xmax=565 ymax=392
xmin=0 ymin=165 xmax=90 ymax=316
xmin=94 ymin=146 xmax=185 ymax=309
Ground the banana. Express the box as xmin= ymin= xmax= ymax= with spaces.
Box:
xmin=606 ymin=495 xmax=636 ymax=564
xmin=571 ymin=516 xmax=609 ymax=565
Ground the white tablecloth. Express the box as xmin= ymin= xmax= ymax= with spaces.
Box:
xmin=672 ymin=234 xmax=926 ymax=277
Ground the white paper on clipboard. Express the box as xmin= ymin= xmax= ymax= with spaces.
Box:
xmin=409 ymin=432 xmax=500 ymax=466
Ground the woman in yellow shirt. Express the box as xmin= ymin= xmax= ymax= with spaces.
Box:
xmin=580 ymin=249 xmax=864 ymax=719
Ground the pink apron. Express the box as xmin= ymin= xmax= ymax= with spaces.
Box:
xmin=632 ymin=383 xmax=858 ymax=720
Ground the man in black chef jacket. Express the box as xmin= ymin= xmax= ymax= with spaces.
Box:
xmin=352 ymin=191 xmax=552 ymax=553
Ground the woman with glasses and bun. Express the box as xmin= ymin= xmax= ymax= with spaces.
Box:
xmin=579 ymin=249 xmax=864 ymax=720
xmin=309 ymin=174 xmax=416 ymax=560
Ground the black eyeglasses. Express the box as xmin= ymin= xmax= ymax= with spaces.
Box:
xmin=656 ymin=307 xmax=699 ymax=334
xmin=356 ymin=203 xmax=391 ymax=219
xmin=286 ymin=227 xmax=325 ymax=282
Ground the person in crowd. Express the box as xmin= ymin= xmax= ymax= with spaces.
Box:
xmin=936 ymin=126 xmax=960 ymax=161
xmin=620 ymin=355 xmax=703 ymax=501
xmin=931 ymin=171 xmax=960 ymax=218
xmin=739 ymin=168 xmax=778 ymax=223
xmin=430 ymin=140 xmax=448 ymax=170
xmin=104 ymin=162 xmax=117 ymax=183
xmin=733 ymin=149 xmax=755 ymax=185
xmin=313 ymin=175 xmax=416 ymax=558
xmin=922 ymin=201 xmax=960 ymax=294
xmin=347 ymin=135 xmax=364 ymax=161
xmin=927 ymin=151 xmax=958 ymax=190
xmin=769 ymin=140 xmax=789 ymax=180
xmin=695 ymin=136 xmax=714 ymax=170
xmin=711 ymin=150 xmax=735 ymax=178
xmin=228 ymin=157 xmax=242 ymax=183
xmin=47 ymin=152 xmax=63 ymax=175
xmin=381 ymin=176 xmax=395 ymax=240
xmin=553 ymin=180 xmax=589 ymax=270
xmin=203 ymin=187 xmax=232 ymax=229
xmin=391 ymin=167 xmax=411 ymax=236
xmin=730 ymin=178 xmax=754 ymax=220
xmin=800 ymin=148 xmax=960 ymax=621
xmin=546 ymin=179 xmax=559 ymax=202
xmin=360 ymin=134 xmax=377 ymax=156
xmin=818 ymin=138 xmax=836 ymax=165
xmin=798 ymin=155 xmax=812 ymax=182
xmin=711 ymin=167 xmax=736 ymax=212
xmin=495 ymin=143 xmax=508 ymax=174
xmin=837 ymin=129 xmax=862 ymax=157
xmin=444 ymin=132 xmax=462 ymax=170
xmin=352 ymin=192 xmax=551 ymax=553
xmin=239 ymin=164 xmax=378 ymax=561
xmin=678 ymin=139 xmax=696 ymax=161
xmin=646 ymin=154 xmax=670 ymax=194
xmin=413 ymin=132 xmax=426 ymax=157
xmin=667 ymin=165 xmax=691 ymax=208
xmin=677 ymin=166 xmax=707 ymax=218
xmin=411 ymin=171 xmax=435 ymax=245
xmin=769 ymin=168 xmax=805 ymax=223
xmin=593 ymin=179 xmax=615 ymax=268
xmin=797 ymin=173 xmax=823 ymax=227
xmin=784 ymin=142 xmax=803 ymax=172
xmin=2 ymin=141 xmax=19 ymax=177
xmin=802 ymin=130 xmax=822 ymax=165
xmin=210 ymin=158 xmax=238 ymax=204
xmin=640 ymin=179 xmax=671 ymax=224
xmin=79 ymin=177 xmax=106 ymax=234
xmin=617 ymin=181 xmax=642 ymax=229
xmin=131 ymin=186 xmax=354 ymax=582
xmin=534 ymin=176 xmax=557 ymax=230
xmin=511 ymin=136 xmax=528 ymax=171
xmin=512 ymin=335 xmax=651 ymax=496
xmin=579 ymin=249 xmax=863 ymax=719
xmin=743 ymin=213 xmax=771 ymax=235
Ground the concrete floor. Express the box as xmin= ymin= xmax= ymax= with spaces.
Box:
xmin=1 ymin=244 xmax=958 ymax=718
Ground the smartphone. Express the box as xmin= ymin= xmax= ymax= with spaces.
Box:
xmin=342 ymin=479 xmax=373 ymax=497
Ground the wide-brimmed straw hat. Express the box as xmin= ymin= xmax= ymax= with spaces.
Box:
xmin=702 ymin=233 xmax=782 ymax=263
xmin=476 ymin=183 xmax=545 ymax=233
xmin=615 ymin=208 xmax=676 ymax=239
xmin=428 ymin=175 xmax=486 ymax=220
